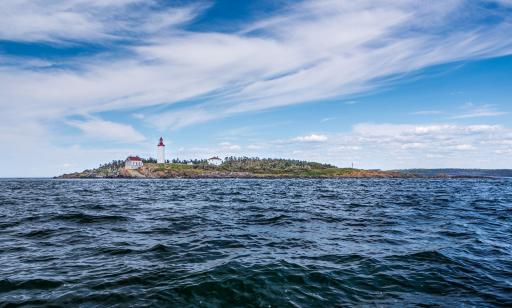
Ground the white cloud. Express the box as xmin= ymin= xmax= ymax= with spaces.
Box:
xmin=451 ymin=104 xmax=508 ymax=119
xmin=1 ymin=0 xmax=512 ymax=132
xmin=150 ymin=107 xmax=227 ymax=130
xmin=144 ymin=120 xmax=512 ymax=169
xmin=0 ymin=0 xmax=202 ymax=42
xmin=495 ymin=149 xmax=512 ymax=154
xmin=352 ymin=123 xmax=503 ymax=137
xmin=219 ymin=142 xmax=241 ymax=151
xmin=489 ymin=0 xmax=512 ymax=7
xmin=337 ymin=145 xmax=361 ymax=150
xmin=340 ymin=123 xmax=511 ymax=167
xmin=321 ymin=117 xmax=337 ymax=123
xmin=452 ymin=144 xmax=474 ymax=151
xmin=248 ymin=123 xmax=512 ymax=169
xmin=401 ymin=142 xmax=428 ymax=150
xmin=293 ymin=134 xmax=328 ymax=142
xmin=67 ymin=118 xmax=146 ymax=143
xmin=410 ymin=110 xmax=443 ymax=115
xmin=247 ymin=144 xmax=264 ymax=150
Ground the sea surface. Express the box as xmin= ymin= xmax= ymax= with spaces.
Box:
xmin=1 ymin=178 xmax=511 ymax=307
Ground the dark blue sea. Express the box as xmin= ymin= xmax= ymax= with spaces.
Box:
xmin=1 ymin=178 xmax=511 ymax=307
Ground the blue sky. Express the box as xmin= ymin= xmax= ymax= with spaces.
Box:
xmin=1 ymin=0 xmax=512 ymax=176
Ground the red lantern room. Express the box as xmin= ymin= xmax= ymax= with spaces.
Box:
xmin=158 ymin=137 xmax=165 ymax=147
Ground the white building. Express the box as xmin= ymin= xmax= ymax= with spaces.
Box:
xmin=125 ymin=156 xmax=143 ymax=169
xmin=207 ymin=156 xmax=223 ymax=166
xmin=157 ymin=137 xmax=166 ymax=164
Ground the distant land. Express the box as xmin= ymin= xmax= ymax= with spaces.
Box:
xmin=56 ymin=157 xmax=410 ymax=179
xmin=394 ymin=169 xmax=512 ymax=178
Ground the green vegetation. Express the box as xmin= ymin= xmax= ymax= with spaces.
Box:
xmin=143 ymin=157 xmax=355 ymax=177
xmin=57 ymin=158 xmax=506 ymax=179
xmin=57 ymin=157 xmax=406 ymax=178
xmin=218 ymin=157 xmax=351 ymax=176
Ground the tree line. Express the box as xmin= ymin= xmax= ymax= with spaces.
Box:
xmin=97 ymin=156 xmax=335 ymax=170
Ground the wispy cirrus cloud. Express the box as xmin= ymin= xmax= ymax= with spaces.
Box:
xmin=293 ymin=134 xmax=328 ymax=142
xmin=321 ymin=117 xmax=337 ymax=123
xmin=410 ymin=110 xmax=444 ymax=116
xmin=451 ymin=103 xmax=508 ymax=119
xmin=0 ymin=0 xmax=203 ymax=43
xmin=1 ymin=0 xmax=512 ymax=131
xmin=67 ymin=117 xmax=146 ymax=143
xmin=489 ymin=0 xmax=512 ymax=7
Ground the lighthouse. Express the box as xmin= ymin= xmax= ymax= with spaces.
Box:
xmin=157 ymin=137 xmax=166 ymax=164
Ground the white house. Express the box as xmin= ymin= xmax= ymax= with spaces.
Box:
xmin=207 ymin=156 xmax=223 ymax=166
xmin=125 ymin=156 xmax=143 ymax=169
xmin=157 ymin=137 xmax=166 ymax=164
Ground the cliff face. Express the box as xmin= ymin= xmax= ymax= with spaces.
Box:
xmin=56 ymin=163 xmax=411 ymax=179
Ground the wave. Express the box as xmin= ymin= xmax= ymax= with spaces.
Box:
xmin=52 ymin=212 xmax=130 ymax=224
xmin=0 ymin=278 xmax=63 ymax=293
xmin=1 ymin=178 xmax=511 ymax=306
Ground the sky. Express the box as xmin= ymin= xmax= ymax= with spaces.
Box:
xmin=1 ymin=0 xmax=512 ymax=177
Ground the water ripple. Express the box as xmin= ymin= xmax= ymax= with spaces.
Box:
xmin=0 ymin=178 xmax=511 ymax=306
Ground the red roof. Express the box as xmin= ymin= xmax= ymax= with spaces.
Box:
xmin=158 ymin=137 xmax=165 ymax=146
xmin=208 ymin=156 xmax=221 ymax=160
xmin=126 ymin=156 xmax=142 ymax=161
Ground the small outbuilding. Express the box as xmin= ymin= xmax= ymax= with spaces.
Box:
xmin=125 ymin=156 xmax=143 ymax=169
xmin=207 ymin=156 xmax=223 ymax=166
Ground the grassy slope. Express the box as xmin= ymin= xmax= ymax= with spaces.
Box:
xmin=144 ymin=163 xmax=379 ymax=177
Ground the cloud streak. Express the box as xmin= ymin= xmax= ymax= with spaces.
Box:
xmin=1 ymin=0 xmax=512 ymax=131
xmin=451 ymin=104 xmax=508 ymax=119
xmin=0 ymin=0 xmax=203 ymax=43
xmin=67 ymin=118 xmax=146 ymax=143
xmin=293 ymin=134 xmax=328 ymax=142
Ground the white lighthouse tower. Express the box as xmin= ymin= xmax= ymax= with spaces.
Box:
xmin=157 ymin=137 xmax=166 ymax=164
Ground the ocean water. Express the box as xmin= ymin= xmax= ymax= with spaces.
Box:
xmin=0 ymin=178 xmax=511 ymax=307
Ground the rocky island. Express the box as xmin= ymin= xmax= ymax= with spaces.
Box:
xmin=56 ymin=157 xmax=411 ymax=179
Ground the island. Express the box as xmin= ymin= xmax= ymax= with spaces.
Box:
xmin=56 ymin=157 xmax=412 ymax=179
xmin=394 ymin=168 xmax=512 ymax=178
